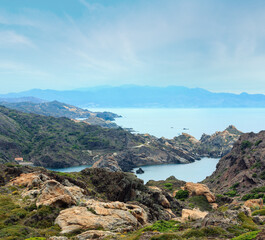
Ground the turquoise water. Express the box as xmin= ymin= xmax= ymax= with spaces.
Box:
xmin=133 ymin=157 xmax=219 ymax=183
xmin=89 ymin=108 xmax=265 ymax=139
xmin=48 ymin=165 xmax=92 ymax=172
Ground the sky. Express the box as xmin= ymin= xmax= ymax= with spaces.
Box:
xmin=1 ymin=0 xmax=265 ymax=94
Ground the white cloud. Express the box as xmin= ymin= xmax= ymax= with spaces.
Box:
xmin=0 ymin=31 xmax=35 ymax=48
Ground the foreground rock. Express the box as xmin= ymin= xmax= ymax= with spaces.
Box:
xmin=55 ymin=200 xmax=148 ymax=234
xmin=244 ymin=199 xmax=263 ymax=210
xmin=36 ymin=180 xmax=77 ymax=207
xmin=183 ymin=182 xmax=216 ymax=203
xmin=181 ymin=208 xmax=208 ymax=221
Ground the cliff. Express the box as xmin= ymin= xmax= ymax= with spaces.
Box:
xmin=203 ymin=130 xmax=265 ymax=196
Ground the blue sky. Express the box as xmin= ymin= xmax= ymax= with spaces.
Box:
xmin=1 ymin=0 xmax=265 ymax=94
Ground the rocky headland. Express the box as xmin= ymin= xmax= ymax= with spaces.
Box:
xmin=93 ymin=125 xmax=242 ymax=172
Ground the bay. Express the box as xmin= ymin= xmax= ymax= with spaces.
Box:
xmin=89 ymin=108 xmax=265 ymax=139
xmin=133 ymin=157 xmax=219 ymax=183
xmin=47 ymin=165 xmax=92 ymax=173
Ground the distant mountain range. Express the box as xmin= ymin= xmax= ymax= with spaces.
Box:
xmin=1 ymin=86 xmax=265 ymax=108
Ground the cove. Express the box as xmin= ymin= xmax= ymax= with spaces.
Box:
xmin=133 ymin=157 xmax=220 ymax=183
xmin=47 ymin=165 xmax=92 ymax=173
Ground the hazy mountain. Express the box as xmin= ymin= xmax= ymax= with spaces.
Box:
xmin=1 ymin=86 xmax=265 ymax=108
xmin=0 ymin=96 xmax=45 ymax=103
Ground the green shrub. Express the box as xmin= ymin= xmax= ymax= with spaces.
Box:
xmin=241 ymin=141 xmax=252 ymax=150
xmin=260 ymin=171 xmax=265 ymax=180
xmin=231 ymin=230 xmax=261 ymax=240
xmin=174 ymin=190 xmax=189 ymax=200
xmin=224 ymin=190 xmax=237 ymax=197
xmin=151 ymin=233 xmax=183 ymax=240
xmin=252 ymin=209 xmax=265 ymax=216
xmin=231 ymin=183 xmax=240 ymax=189
xmin=237 ymin=212 xmax=258 ymax=231
xmin=0 ymin=225 xmax=31 ymax=240
xmin=143 ymin=220 xmax=180 ymax=233
xmin=183 ymin=227 xmax=226 ymax=238
xmin=188 ymin=195 xmax=212 ymax=211
xmin=254 ymin=140 xmax=262 ymax=146
xmin=164 ymin=183 xmax=173 ymax=191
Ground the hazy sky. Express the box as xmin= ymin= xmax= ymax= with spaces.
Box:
xmin=1 ymin=0 xmax=265 ymax=94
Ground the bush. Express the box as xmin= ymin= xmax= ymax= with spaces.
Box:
xmin=252 ymin=209 xmax=265 ymax=216
xmin=151 ymin=233 xmax=183 ymax=240
xmin=254 ymin=140 xmax=262 ymax=146
xmin=188 ymin=196 xmax=212 ymax=211
xmin=175 ymin=190 xmax=189 ymax=200
xmin=237 ymin=212 xmax=258 ymax=231
xmin=164 ymin=183 xmax=173 ymax=191
xmin=183 ymin=227 xmax=226 ymax=238
xmin=224 ymin=190 xmax=237 ymax=197
xmin=143 ymin=220 xmax=180 ymax=233
xmin=241 ymin=141 xmax=252 ymax=150
xmin=231 ymin=230 xmax=260 ymax=240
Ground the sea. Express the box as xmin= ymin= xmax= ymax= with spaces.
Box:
xmin=50 ymin=108 xmax=265 ymax=183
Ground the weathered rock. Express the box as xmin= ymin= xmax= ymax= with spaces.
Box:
xmin=202 ymin=211 xmax=239 ymax=229
xmin=36 ymin=180 xmax=76 ymax=207
xmin=76 ymin=230 xmax=117 ymax=240
xmin=65 ymin=186 xmax=85 ymax=202
xmin=55 ymin=199 xmax=148 ymax=234
xmin=181 ymin=208 xmax=208 ymax=221
xmin=48 ymin=237 xmax=68 ymax=240
xmin=183 ymin=182 xmax=216 ymax=203
xmin=92 ymin=154 xmax=122 ymax=172
xmin=244 ymin=198 xmax=263 ymax=210
xmin=10 ymin=172 xmax=49 ymax=188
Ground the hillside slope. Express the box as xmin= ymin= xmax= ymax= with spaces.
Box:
xmin=0 ymin=100 xmax=120 ymax=128
xmin=0 ymin=105 xmax=139 ymax=168
xmin=203 ymin=131 xmax=265 ymax=195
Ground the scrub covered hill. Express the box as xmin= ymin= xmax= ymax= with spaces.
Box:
xmin=0 ymin=100 xmax=120 ymax=127
xmin=0 ymin=105 xmax=140 ymax=168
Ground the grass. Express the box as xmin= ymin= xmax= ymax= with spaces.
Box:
xmin=143 ymin=220 xmax=180 ymax=233
xmin=237 ymin=212 xmax=258 ymax=231
xmin=252 ymin=209 xmax=265 ymax=216
xmin=231 ymin=230 xmax=261 ymax=240
xmin=182 ymin=226 xmax=227 ymax=238
xmin=151 ymin=234 xmax=183 ymax=240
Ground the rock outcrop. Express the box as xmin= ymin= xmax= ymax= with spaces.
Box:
xmin=36 ymin=180 xmax=77 ymax=207
xmin=244 ymin=199 xmax=263 ymax=210
xmin=203 ymin=130 xmax=265 ymax=194
xmin=181 ymin=208 xmax=208 ymax=221
xmin=183 ymin=182 xmax=216 ymax=203
xmin=55 ymin=200 xmax=148 ymax=234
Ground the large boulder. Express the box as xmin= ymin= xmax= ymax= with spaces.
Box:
xmin=183 ymin=182 xmax=216 ymax=203
xmin=36 ymin=180 xmax=76 ymax=207
xmin=55 ymin=200 xmax=148 ymax=234
xmin=181 ymin=209 xmax=208 ymax=221
xmin=10 ymin=172 xmax=49 ymax=188
xmin=244 ymin=199 xmax=263 ymax=210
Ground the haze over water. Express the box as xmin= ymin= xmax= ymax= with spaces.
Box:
xmin=90 ymin=108 xmax=265 ymax=139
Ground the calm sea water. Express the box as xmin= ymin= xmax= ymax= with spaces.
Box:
xmin=89 ymin=108 xmax=265 ymax=139
xmin=47 ymin=165 xmax=92 ymax=172
xmin=133 ymin=158 xmax=219 ymax=183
